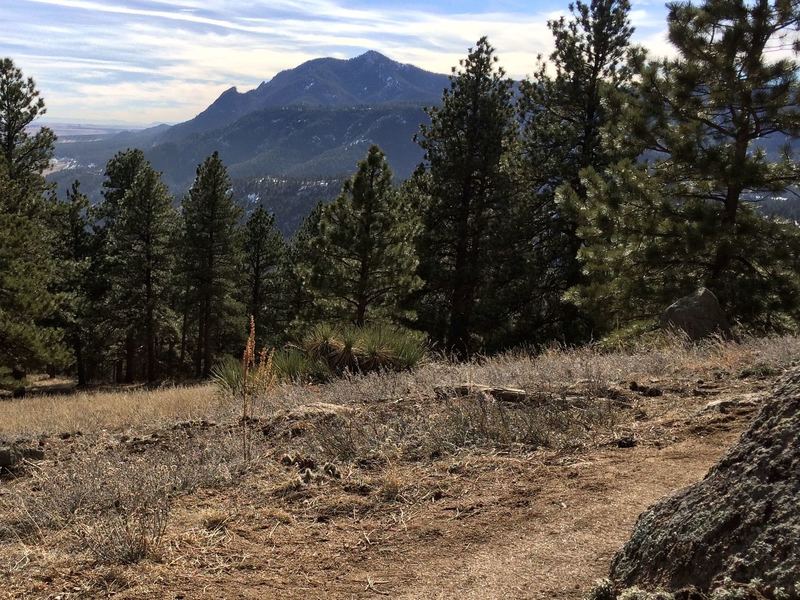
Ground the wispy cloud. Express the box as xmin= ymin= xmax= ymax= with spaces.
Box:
xmin=1 ymin=0 xmax=671 ymax=124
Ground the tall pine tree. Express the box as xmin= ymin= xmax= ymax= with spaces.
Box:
xmin=243 ymin=206 xmax=285 ymax=346
xmin=515 ymin=0 xmax=638 ymax=342
xmin=564 ymin=0 xmax=800 ymax=331
xmin=51 ymin=181 xmax=94 ymax=386
xmin=181 ymin=152 xmax=244 ymax=377
xmin=306 ymin=146 xmax=421 ymax=326
xmin=104 ymin=160 xmax=177 ymax=383
xmin=0 ymin=59 xmax=64 ymax=389
xmin=415 ymin=38 xmax=517 ymax=352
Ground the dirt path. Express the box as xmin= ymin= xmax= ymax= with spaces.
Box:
xmin=390 ymin=436 xmax=739 ymax=599
xmin=353 ymin=432 xmax=741 ymax=600
xmin=110 ymin=425 xmax=742 ymax=600
xmin=3 ymin=374 xmax=767 ymax=600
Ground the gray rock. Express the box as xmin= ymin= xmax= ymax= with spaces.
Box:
xmin=610 ymin=369 xmax=800 ymax=595
xmin=0 ymin=447 xmax=17 ymax=469
xmin=434 ymin=384 xmax=528 ymax=403
xmin=0 ymin=445 xmax=45 ymax=470
xmin=660 ymin=288 xmax=732 ymax=340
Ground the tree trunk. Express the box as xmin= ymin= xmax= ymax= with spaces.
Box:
xmin=74 ymin=337 xmax=86 ymax=387
xmin=202 ymin=297 xmax=212 ymax=378
xmin=125 ymin=332 xmax=135 ymax=383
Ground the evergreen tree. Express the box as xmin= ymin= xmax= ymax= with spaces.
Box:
xmin=564 ymin=0 xmax=800 ymax=331
xmin=307 ymin=146 xmax=420 ymax=326
xmin=415 ymin=38 xmax=517 ymax=352
xmin=51 ymin=181 xmax=94 ymax=386
xmin=243 ymin=206 xmax=285 ymax=346
xmin=0 ymin=59 xmax=64 ymax=389
xmin=100 ymin=148 xmax=148 ymax=224
xmin=181 ymin=152 xmax=244 ymax=377
xmin=285 ymin=201 xmax=326 ymax=335
xmin=0 ymin=168 xmax=65 ymax=385
xmin=515 ymin=0 xmax=638 ymax=342
xmin=0 ymin=58 xmax=56 ymax=213
xmin=104 ymin=161 xmax=177 ymax=383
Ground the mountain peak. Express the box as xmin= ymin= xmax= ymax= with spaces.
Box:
xmin=169 ymin=51 xmax=448 ymax=139
xmin=352 ymin=50 xmax=392 ymax=63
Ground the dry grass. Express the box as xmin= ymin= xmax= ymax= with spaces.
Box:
xmin=0 ymin=333 xmax=798 ymax=596
xmin=0 ymin=384 xmax=221 ymax=438
xmin=263 ymin=333 xmax=800 ymax=414
xmin=2 ymin=334 xmax=798 ymax=440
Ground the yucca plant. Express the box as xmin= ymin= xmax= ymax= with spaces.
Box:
xmin=210 ymin=355 xmax=244 ymax=398
xmin=273 ymin=348 xmax=331 ymax=383
xmin=300 ymin=323 xmax=427 ymax=375
xmin=358 ymin=325 xmax=395 ymax=372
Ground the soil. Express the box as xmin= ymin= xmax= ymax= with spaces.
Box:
xmin=0 ymin=375 xmax=776 ymax=599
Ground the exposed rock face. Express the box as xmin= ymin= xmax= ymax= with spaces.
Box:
xmin=610 ymin=369 xmax=800 ymax=596
xmin=660 ymin=288 xmax=732 ymax=340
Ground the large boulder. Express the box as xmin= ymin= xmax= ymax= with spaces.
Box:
xmin=610 ymin=369 xmax=800 ymax=597
xmin=660 ymin=288 xmax=732 ymax=340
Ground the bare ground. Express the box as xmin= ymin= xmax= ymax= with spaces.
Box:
xmin=1 ymin=338 xmax=792 ymax=599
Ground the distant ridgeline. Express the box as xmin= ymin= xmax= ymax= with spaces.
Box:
xmin=48 ymin=50 xmax=800 ymax=232
xmin=48 ymin=51 xmax=448 ymax=234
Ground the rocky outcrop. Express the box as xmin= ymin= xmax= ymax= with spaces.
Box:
xmin=660 ymin=288 xmax=732 ymax=340
xmin=610 ymin=369 xmax=800 ymax=597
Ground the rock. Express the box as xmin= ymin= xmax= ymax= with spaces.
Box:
xmin=20 ymin=447 xmax=44 ymax=461
xmin=660 ymin=288 xmax=732 ymax=340
xmin=0 ymin=445 xmax=45 ymax=470
xmin=616 ymin=435 xmax=637 ymax=448
xmin=697 ymin=394 xmax=760 ymax=416
xmin=610 ymin=369 xmax=800 ymax=595
xmin=434 ymin=384 xmax=528 ymax=403
xmin=629 ymin=382 xmax=663 ymax=397
xmin=0 ymin=447 xmax=17 ymax=469
xmin=284 ymin=402 xmax=354 ymax=421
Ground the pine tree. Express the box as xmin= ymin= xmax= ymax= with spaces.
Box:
xmin=0 ymin=58 xmax=56 ymax=213
xmin=51 ymin=181 xmax=94 ymax=386
xmin=564 ymin=0 xmax=800 ymax=330
xmin=104 ymin=161 xmax=177 ymax=383
xmin=415 ymin=38 xmax=517 ymax=352
xmin=515 ymin=0 xmax=638 ymax=342
xmin=0 ymin=169 xmax=66 ymax=385
xmin=100 ymin=148 xmax=148 ymax=224
xmin=0 ymin=59 xmax=64 ymax=389
xmin=243 ymin=206 xmax=285 ymax=346
xmin=285 ymin=201 xmax=326 ymax=334
xmin=307 ymin=145 xmax=421 ymax=326
xmin=181 ymin=152 xmax=244 ymax=377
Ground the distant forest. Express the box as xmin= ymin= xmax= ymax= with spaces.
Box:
xmin=1 ymin=0 xmax=799 ymax=390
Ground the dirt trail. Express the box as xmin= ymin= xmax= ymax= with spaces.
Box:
xmin=391 ymin=436 xmax=738 ymax=599
xmin=113 ymin=426 xmax=742 ymax=600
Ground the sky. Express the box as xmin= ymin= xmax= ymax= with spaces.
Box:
xmin=1 ymin=0 xmax=674 ymax=126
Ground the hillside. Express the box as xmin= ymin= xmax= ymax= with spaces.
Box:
xmin=2 ymin=336 xmax=798 ymax=598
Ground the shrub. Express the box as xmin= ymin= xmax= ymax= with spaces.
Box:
xmin=78 ymin=494 xmax=169 ymax=564
xmin=272 ymin=348 xmax=331 ymax=383
xmin=302 ymin=323 xmax=427 ymax=376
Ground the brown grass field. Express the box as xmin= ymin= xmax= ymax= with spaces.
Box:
xmin=0 ymin=335 xmax=798 ymax=599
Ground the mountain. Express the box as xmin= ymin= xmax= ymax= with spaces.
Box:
xmin=50 ymin=51 xmax=449 ymax=233
xmin=162 ymin=50 xmax=448 ymax=141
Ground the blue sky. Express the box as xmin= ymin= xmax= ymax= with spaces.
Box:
xmin=1 ymin=0 xmax=673 ymax=125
